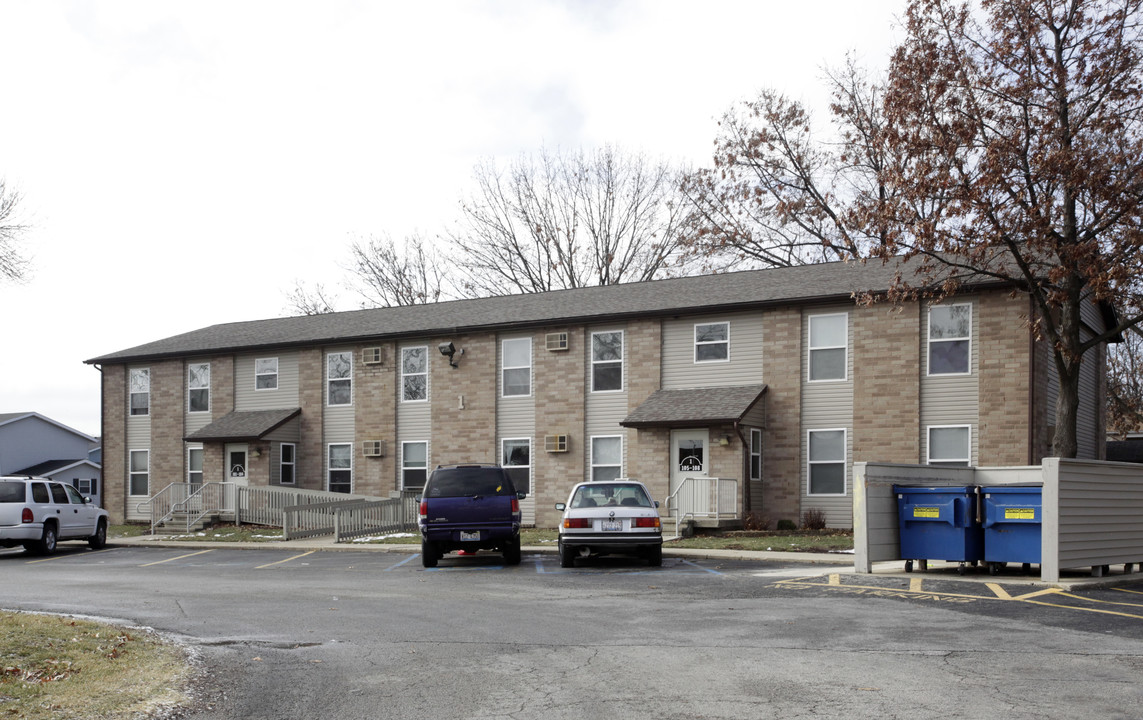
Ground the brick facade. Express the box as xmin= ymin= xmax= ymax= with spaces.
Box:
xmin=534 ymin=327 xmax=585 ymax=528
xmin=150 ymin=360 xmax=184 ymax=491
xmin=625 ymin=320 xmax=666 ymax=499
xmin=355 ymin=342 xmax=397 ymax=496
xmin=101 ymin=366 xmax=126 ymax=523
xmin=852 ymin=304 xmax=921 ymax=464
xmin=431 ymin=333 xmax=497 ymax=466
xmin=977 ymin=291 xmax=1033 ymax=465
xmin=760 ymin=307 xmax=803 ymax=525
xmin=297 ymin=348 xmax=324 ymax=491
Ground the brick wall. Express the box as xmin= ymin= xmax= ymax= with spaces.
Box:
xmin=852 ymin=304 xmax=921 ymax=463
xmin=760 ymin=307 xmax=802 ymax=524
xmin=297 ymin=348 xmax=324 ymax=490
xmin=356 ymin=342 xmax=397 ymax=496
xmin=977 ymin=291 xmax=1033 ymax=465
xmin=150 ymin=360 xmax=184 ymax=491
xmin=101 ymin=366 xmax=126 ymax=523
xmin=534 ymin=327 xmax=585 ymax=528
xmin=431 ymin=333 xmax=497 ymax=466
xmin=625 ymin=320 xmax=665 ymax=499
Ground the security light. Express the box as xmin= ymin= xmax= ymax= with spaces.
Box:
xmin=439 ymin=341 xmax=459 ymax=368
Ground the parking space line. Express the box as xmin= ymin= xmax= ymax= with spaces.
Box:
xmin=987 ymin=583 xmax=1012 ymax=599
xmin=383 ymin=554 xmax=418 ymax=571
xmin=679 ymin=559 xmax=724 ymax=575
xmin=1114 ymin=587 xmax=1143 ymax=596
xmin=140 ymin=549 xmax=214 ymax=566
xmin=830 ymin=574 xmax=841 ymax=586
xmin=909 ymin=577 xmax=924 ymax=592
xmin=1050 ymin=591 xmax=1143 ymax=610
xmin=256 ymin=550 xmax=315 ymax=569
xmin=1020 ymin=597 xmax=1143 ymax=620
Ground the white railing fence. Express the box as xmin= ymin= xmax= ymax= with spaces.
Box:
xmin=283 ymin=491 xmax=418 ymax=541
xmin=665 ymin=477 xmax=739 ymax=539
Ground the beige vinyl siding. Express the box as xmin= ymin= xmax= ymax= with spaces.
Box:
xmin=265 ymin=418 xmax=301 ymax=486
xmin=323 ymin=348 xmax=355 ymax=491
xmin=801 ymin=308 xmax=855 ymax=528
xmin=126 ymin=416 xmax=150 ymax=450
xmin=1076 ymin=300 xmax=1106 ymax=459
xmin=184 ymin=358 xmax=212 ymax=434
xmin=585 ymin=325 xmax=628 ymax=481
xmin=1056 ymin=460 xmax=1143 ymax=569
xmin=661 ymin=311 xmax=764 ymax=389
xmin=498 ymin=333 xmax=536 ymax=524
xmin=920 ymin=299 xmax=979 ymax=464
xmin=398 ymin=341 xmax=432 ymax=489
xmin=235 ymin=351 xmax=300 ymax=411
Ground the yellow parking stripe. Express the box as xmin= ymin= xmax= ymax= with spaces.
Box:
xmin=987 ymin=583 xmax=1011 ymax=599
xmin=1050 ymin=591 xmax=1143 ymax=609
xmin=257 ymin=551 xmax=315 ymax=569
xmin=909 ymin=578 xmax=924 ymax=593
xmin=1012 ymin=588 xmax=1064 ymax=601
xmin=829 ymin=574 xmax=840 ymax=586
xmin=140 ymin=549 xmax=214 ymax=566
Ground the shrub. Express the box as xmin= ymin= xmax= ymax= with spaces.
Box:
xmin=742 ymin=512 xmax=771 ymax=531
xmin=776 ymin=518 xmax=797 ymax=531
xmin=802 ymin=508 xmax=827 ymax=530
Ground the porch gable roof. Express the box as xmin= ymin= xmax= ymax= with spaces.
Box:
xmin=620 ymin=384 xmax=767 ymax=429
xmin=184 ymin=408 xmax=301 ymax=443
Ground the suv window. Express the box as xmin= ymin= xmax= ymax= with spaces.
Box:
xmin=425 ymin=467 xmax=516 ymax=498
xmin=0 ymin=482 xmax=25 ymax=503
xmin=64 ymin=485 xmax=86 ymax=504
xmin=31 ymin=483 xmax=49 ymax=504
xmin=49 ymin=483 xmax=68 ymax=504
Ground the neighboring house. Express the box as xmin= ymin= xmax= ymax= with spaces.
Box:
xmin=0 ymin=412 xmax=103 ymax=505
xmin=85 ymin=260 xmax=1113 ymax=528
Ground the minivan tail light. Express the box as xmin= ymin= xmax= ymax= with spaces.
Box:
xmin=634 ymin=517 xmax=661 ymax=528
xmin=418 ymin=501 xmax=428 ymax=518
xmin=511 ymin=498 xmax=520 ymax=513
xmin=21 ymin=508 xmax=33 ymax=524
xmin=563 ymin=518 xmax=591 ymax=529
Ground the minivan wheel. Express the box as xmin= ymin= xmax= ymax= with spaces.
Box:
xmin=36 ymin=523 xmax=58 ymax=556
xmin=503 ymin=536 xmax=522 ymax=565
xmin=89 ymin=519 xmax=107 ymax=550
xmin=421 ymin=540 xmax=438 ymax=568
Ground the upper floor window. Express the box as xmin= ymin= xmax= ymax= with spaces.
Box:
xmin=808 ymin=429 xmax=846 ymax=496
xmin=129 ymin=368 xmax=150 ymax=416
xmin=808 ymin=313 xmax=847 ymax=382
xmin=591 ymin=331 xmax=623 ymax=392
xmin=928 ymin=304 xmax=971 ymax=375
xmin=327 ymin=352 xmax=352 ymax=406
xmin=502 ymin=338 xmax=532 ymax=397
xmin=502 ymin=438 xmax=531 ymax=494
xmin=402 ymin=346 xmax=428 ymax=402
xmin=928 ymin=425 xmax=971 ymax=467
xmin=256 ymin=357 xmax=279 ymax=390
xmin=188 ymin=363 xmax=210 ymax=413
xmin=694 ymin=322 xmax=730 ymax=363
xmin=328 ymin=443 xmax=352 ymax=493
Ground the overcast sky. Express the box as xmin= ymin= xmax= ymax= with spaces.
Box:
xmin=0 ymin=0 xmax=905 ymax=438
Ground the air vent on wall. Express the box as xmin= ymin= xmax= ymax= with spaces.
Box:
xmin=544 ymin=434 xmax=569 ymax=453
xmin=362 ymin=347 xmax=385 ymax=365
xmin=545 ymin=332 xmax=569 ymax=351
xmin=362 ymin=440 xmax=386 ymax=457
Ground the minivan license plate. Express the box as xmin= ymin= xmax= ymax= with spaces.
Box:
xmin=602 ymin=520 xmax=622 ymax=532
xmin=460 ymin=531 xmax=481 ymax=541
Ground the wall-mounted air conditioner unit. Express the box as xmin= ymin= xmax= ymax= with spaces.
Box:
xmin=362 ymin=440 xmax=386 ymax=457
xmin=362 ymin=347 xmax=384 ymax=365
xmin=545 ymin=332 xmax=569 ymax=351
xmin=544 ymin=434 xmax=569 ymax=453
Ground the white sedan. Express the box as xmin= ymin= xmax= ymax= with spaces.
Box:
xmin=555 ymin=480 xmax=663 ymax=567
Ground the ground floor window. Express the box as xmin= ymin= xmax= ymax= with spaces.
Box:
xmin=808 ymin=429 xmax=846 ymax=496
xmin=750 ymin=428 xmax=762 ymax=482
xmin=927 ymin=425 xmax=971 ymax=467
xmin=74 ymin=478 xmax=97 ymax=496
xmin=502 ymin=438 xmax=531 ymax=494
xmin=328 ymin=443 xmax=352 ymax=494
xmin=188 ymin=447 xmax=203 ymax=485
xmin=590 ymin=435 xmax=623 ymax=482
xmin=402 ymin=441 xmax=427 ymax=491
xmin=280 ymin=443 xmax=296 ymax=485
xmin=129 ymin=450 xmax=149 ymax=496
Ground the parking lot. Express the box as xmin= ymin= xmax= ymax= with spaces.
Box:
xmin=4 ymin=543 xmax=1143 ymax=719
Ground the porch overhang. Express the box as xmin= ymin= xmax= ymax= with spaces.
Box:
xmin=619 ymin=384 xmax=767 ymax=429
xmin=184 ymin=408 xmax=301 ymax=443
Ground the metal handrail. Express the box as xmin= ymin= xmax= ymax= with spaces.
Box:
xmin=665 ymin=477 xmax=739 ymax=539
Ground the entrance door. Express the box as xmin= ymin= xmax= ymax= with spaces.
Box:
xmin=670 ymin=429 xmax=709 ymax=514
xmin=223 ymin=444 xmax=248 ymax=514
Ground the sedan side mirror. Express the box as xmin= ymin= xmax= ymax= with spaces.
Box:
xmin=654 ymin=501 xmax=660 ymax=509
xmin=555 ymin=503 xmax=566 ymax=511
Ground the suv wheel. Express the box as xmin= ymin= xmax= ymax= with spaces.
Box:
xmin=36 ymin=522 xmax=58 ymax=556
xmin=421 ymin=539 xmax=438 ymax=568
xmin=503 ymin=536 xmax=522 ymax=566
xmin=558 ymin=539 xmax=575 ymax=568
xmin=89 ymin=519 xmax=107 ymax=550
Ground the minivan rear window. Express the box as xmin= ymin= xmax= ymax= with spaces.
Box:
xmin=426 ymin=468 xmax=516 ymax=498
xmin=0 ymin=482 xmax=26 ymax=503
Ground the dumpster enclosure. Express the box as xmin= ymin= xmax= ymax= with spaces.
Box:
xmin=854 ymin=458 xmax=1143 ymax=583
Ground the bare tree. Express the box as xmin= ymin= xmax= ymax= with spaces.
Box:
xmin=283 ymin=280 xmax=338 ymax=315
xmin=685 ymin=0 xmax=1143 ymax=458
xmin=1107 ymin=322 xmax=1143 ymax=438
xmin=0 ymin=178 xmax=29 ymax=283
xmin=346 ymin=233 xmax=446 ymax=307
xmin=449 ymin=146 xmax=698 ymax=296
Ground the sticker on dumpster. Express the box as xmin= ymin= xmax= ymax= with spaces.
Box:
xmin=913 ymin=507 xmax=939 ymax=518
xmin=1004 ymin=508 xmax=1035 ymax=520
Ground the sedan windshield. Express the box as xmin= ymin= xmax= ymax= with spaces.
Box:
xmin=570 ymin=483 xmax=652 ymax=509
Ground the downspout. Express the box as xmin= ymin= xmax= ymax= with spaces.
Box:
xmin=735 ymin=421 xmax=750 ymax=516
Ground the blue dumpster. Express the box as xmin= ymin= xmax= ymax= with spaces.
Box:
xmin=981 ymin=485 xmax=1042 ymax=575
xmin=893 ymin=485 xmax=983 ymax=574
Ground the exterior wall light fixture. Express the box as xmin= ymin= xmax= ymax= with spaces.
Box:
xmin=438 ymin=341 xmax=462 ymax=368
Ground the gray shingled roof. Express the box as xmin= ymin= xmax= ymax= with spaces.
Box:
xmin=85 ymin=259 xmax=993 ymax=365
xmin=621 ymin=385 xmax=767 ymax=428
xmin=184 ymin=408 xmax=301 ymax=442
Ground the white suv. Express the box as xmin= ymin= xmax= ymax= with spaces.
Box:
xmin=0 ymin=476 xmax=109 ymax=555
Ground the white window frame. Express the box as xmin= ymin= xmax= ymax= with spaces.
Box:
xmin=807 ymin=313 xmax=848 ymax=382
xmin=129 ymin=449 xmax=149 ymax=496
xmin=750 ymin=428 xmax=763 ymax=482
xmin=401 ymin=440 xmax=428 ymax=490
xmin=694 ymin=321 xmax=731 ymax=363
xmin=927 ymin=303 xmax=973 ymax=377
xmin=501 ymin=338 xmax=532 ymax=398
xmin=187 ymin=446 xmax=203 ymax=485
xmin=255 ymin=357 xmax=279 ymax=391
xmin=590 ymin=435 xmax=624 ymax=482
xmin=280 ymin=442 xmax=296 ymax=485
xmin=401 ymin=346 xmax=429 ymax=403
xmin=927 ymin=425 xmax=972 ymax=467
xmin=327 ymin=442 xmax=353 ymax=493
xmin=129 ymin=368 xmax=150 ymax=416
xmin=501 ymin=437 xmax=531 ymax=494
xmin=75 ymin=478 xmax=95 ymax=496
xmin=188 ymin=362 xmax=211 ymax=414
xmin=327 ymin=352 xmax=353 ymax=406
xmin=590 ymin=330 xmax=624 ymax=393
xmin=807 ymin=428 xmax=847 ymax=497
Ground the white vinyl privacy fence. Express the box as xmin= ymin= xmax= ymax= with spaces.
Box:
xmin=853 ymin=458 xmax=1143 ymax=583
